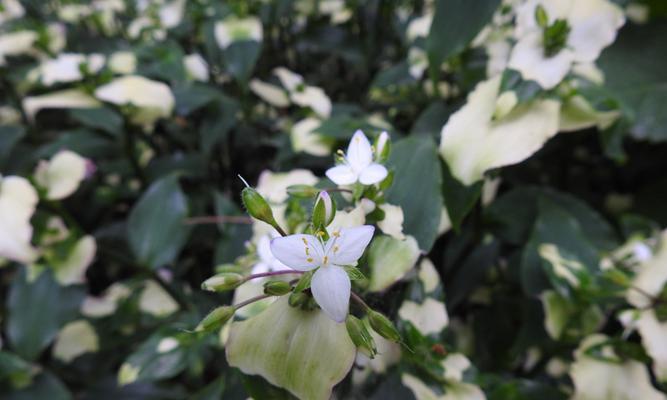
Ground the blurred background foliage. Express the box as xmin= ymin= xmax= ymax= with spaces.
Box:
xmin=1 ymin=0 xmax=667 ymax=399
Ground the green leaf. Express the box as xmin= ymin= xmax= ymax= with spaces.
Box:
xmin=6 ymin=269 xmax=84 ymax=361
xmin=386 ymin=137 xmax=443 ymax=251
xmin=127 ymin=175 xmax=191 ymax=269
xmin=199 ymin=94 xmax=239 ymax=153
xmin=0 ymin=125 xmax=26 ymax=168
xmin=4 ymin=372 xmax=71 ymax=400
xmin=441 ymin=158 xmax=482 ymax=231
xmin=343 ymin=266 xmax=366 ymax=281
xmin=226 ymin=297 xmax=356 ymax=400
xmin=118 ymin=332 xmax=188 ymax=385
xmin=367 ymin=235 xmax=420 ymax=292
xmin=598 ymin=23 xmax=667 ymax=141
xmin=426 ymin=0 xmax=501 ymax=73
xmin=190 ymin=377 xmax=226 ymax=400
xmin=521 ymin=198 xmax=601 ymax=296
xmin=69 ymin=107 xmax=123 ymax=136
xmin=224 ymin=41 xmax=261 ymax=85
xmin=293 ymin=270 xmax=314 ymax=293
xmin=0 ymin=351 xmax=33 ymax=390
xmin=172 ymin=84 xmax=220 ymax=116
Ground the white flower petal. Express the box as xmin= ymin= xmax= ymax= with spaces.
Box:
xmin=329 ymin=225 xmax=375 ymax=266
xmin=346 ymin=130 xmax=373 ymax=171
xmin=359 ymin=163 xmax=388 ymax=185
xmin=326 ymin=165 xmax=357 ymax=185
xmin=311 ymin=265 xmax=351 ymax=323
xmin=270 ymin=234 xmax=323 ymax=271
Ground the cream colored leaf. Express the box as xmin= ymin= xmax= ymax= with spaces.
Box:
xmin=226 ymin=296 xmax=356 ymax=400
xmin=368 ymin=235 xmax=420 ymax=292
xmin=439 ymin=75 xmax=560 ymax=185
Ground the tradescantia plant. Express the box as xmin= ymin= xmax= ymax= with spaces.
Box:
xmin=2 ymin=0 xmax=667 ymax=399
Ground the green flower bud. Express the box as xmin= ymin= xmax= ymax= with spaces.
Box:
xmin=287 ymin=184 xmax=319 ymax=198
xmin=374 ymin=131 xmax=391 ymax=163
xmin=288 ymin=291 xmax=309 ymax=308
xmin=535 ymin=4 xmax=549 ymax=28
xmin=196 ymin=306 xmax=235 ymax=332
xmin=264 ymin=280 xmax=292 ymax=296
xmin=241 ymin=186 xmax=276 ymax=225
xmin=312 ymin=191 xmax=336 ymax=228
xmin=368 ymin=310 xmax=401 ymax=343
xmin=346 ymin=315 xmax=377 ymax=358
xmin=201 ymin=272 xmax=245 ymax=292
xmin=215 ymin=264 xmax=246 ymax=274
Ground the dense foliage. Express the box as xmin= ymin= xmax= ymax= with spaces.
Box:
xmin=1 ymin=0 xmax=667 ymax=399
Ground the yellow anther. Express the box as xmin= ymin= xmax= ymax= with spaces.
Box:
xmin=333 ymin=245 xmax=339 ymax=253
xmin=332 ymin=231 xmax=341 ymax=238
xmin=305 ymin=248 xmax=310 ymax=255
xmin=323 ymin=256 xmax=329 ymax=265
xmin=301 ymin=237 xmax=308 ymax=245
xmin=307 ymin=257 xmax=314 ymax=263
xmin=315 ymin=230 xmax=325 ymax=237
xmin=336 ymin=149 xmax=345 ymax=156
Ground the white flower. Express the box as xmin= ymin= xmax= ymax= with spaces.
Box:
xmin=34 ymin=150 xmax=89 ymax=200
xmin=0 ymin=176 xmax=39 ymax=264
xmin=251 ymin=234 xmax=288 ymax=275
xmin=270 ymin=225 xmax=375 ymax=322
xmin=184 ymin=53 xmax=209 ymax=82
xmin=508 ymin=0 xmax=625 ymax=89
xmin=214 ymin=16 xmax=263 ymax=49
xmin=0 ymin=0 xmax=24 ymax=25
xmin=326 ymin=130 xmax=388 ymax=186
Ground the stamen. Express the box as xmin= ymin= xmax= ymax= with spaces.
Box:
xmin=333 ymin=245 xmax=339 ymax=253
xmin=307 ymin=257 xmax=314 ymax=263
xmin=323 ymin=256 xmax=329 ymax=265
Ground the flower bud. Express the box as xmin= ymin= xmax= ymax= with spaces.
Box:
xmin=241 ymin=186 xmax=276 ymax=226
xmin=535 ymin=4 xmax=549 ymax=28
xmin=263 ymin=280 xmax=292 ymax=296
xmin=312 ymin=191 xmax=336 ymax=228
xmin=346 ymin=315 xmax=377 ymax=358
xmin=201 ymin=273 xmax=245 ymax=292
xmin=287 ymin=184 xmax=319 ymax=198
xmin=368 ymin=310 xmax=401 ymax=343
xmin=288 ymin=291 xmax=309 ymax=308
xmin=195 ymin=306 xmax=235 ymax=332
xmin=375 ymin=131 xmax=391 ymax=163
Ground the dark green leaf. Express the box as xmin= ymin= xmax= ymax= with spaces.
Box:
xmin=127 ymin=175 xmax=191 ymax=269
xmin=441 ymin=158 xmax=482 ymax=231
xmin=386 ymin=137 xmax=443 ymax=251
xmin=224 ymin=41 xmax=261 ymax=84
xmin=69 ymin=107 xmax=124 ymax=136
xmin=426 ymin=0 xmax=501 ymax=72
xmin=6 ymin=269 xmax=84 ymax=361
